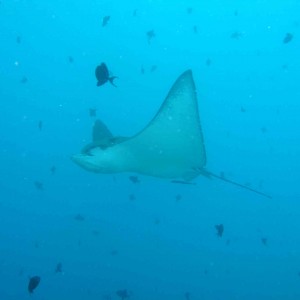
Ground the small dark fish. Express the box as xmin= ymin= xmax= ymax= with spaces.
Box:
xmin=185 ymin=292 xmax=191 ymax=300
xmin=205 ymin=58 xmax=212 ymax=66
xmin=240 ymin=106 xmax=246 ymax=113
xmin=19 ymin=268 xmax=24 ymax=276
xmin=129 ymin=193 xmax=136 ymax=201
xmin=261 ymin=126 xmax=267 ymax=133
xmin=95 ymin=63 xmax=118 ymax=87
xmin=116 ymin=289 xmax=130 ymax=299
xmin=50 ymin=165 xmax=56 ymax=174
xmin=193 ymin=25 xmax=198 ymax=34
xmin=283 ymin=33 xmax=293 ymax=44
xmin=34 ymin=181 xmax=44 ymax=191
xmin=171 ymin=180 xmax=196 ymax=185
xmin=68 ymin=56 xmax=74 ymax=63
xmin=38 ymin=120 xmax=43 ymax=131
xmin=154 ymin=217 xmax=160 ymax=225
xmin=89 ymin=108 xmax=97 ymax=117
xmin=150 ymin=65 xmax=157 ymax=72
xmin=110 ymin=249 xmax=118 ymax=256
xmin=133 ymin=9 xmax=138 ymax=17
xmin=175 ymin=194 xmax=182 ymax=202
xmin=20 ymin=76 xmax=28 ymax=83
xmin=146 ymin=30 xmax=155 ymax=44
xmin=92 ymin=229 xmax=100 ymax=236
xmin=55 ymin=262 xmax=62 ymax=273
xmin=231 ymin=31 xmax=242 ymax=39
xmin=187 ymin=7 xmax=193 ymax=14
xmin=103 ymin=294 xmax=112 ymax=300
xmin=16 ymin=36 xmax=21 ymax=44
xmin=102 ymin=16 xmax=110 ymax=27
xmin=28 ymin=276 xmax=41 ymax=294
xmin=234 ymin=9 xmax=239 ymax=16
xmin=129 ymin=175 xmax=140 ymax=184
xmin=140 ymin=66 xmax=145 ymax=74
xmin=74 ymin=214 xmax=85 ymax=221
xmin=261 ymin=237 xmax=268 ymax=246
xmin=215 ymin=224 xmax=224 ymax=237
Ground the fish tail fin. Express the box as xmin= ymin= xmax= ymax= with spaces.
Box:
xmin=109 ymin=76 xmax=118 ymax=87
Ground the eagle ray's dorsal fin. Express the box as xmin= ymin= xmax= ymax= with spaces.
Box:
xmin=92 ymin=119 xmax=114 ymax=143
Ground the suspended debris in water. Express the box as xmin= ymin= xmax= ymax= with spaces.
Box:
xmin=133 ymin=9 xmax=138 ymax=17
xmin=28 ymin=276 xmax=41 ymax=294
xmin=140 ymin=66 xmax=145 ymax=74
xmin=240 ymin=106 xmax=246 ymax=113
xmin=16 ymin=35 xmax=22 ymax=44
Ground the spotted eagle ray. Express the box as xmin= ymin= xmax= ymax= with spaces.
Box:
xmin=72 ymin=70 xmax=271 ymax=198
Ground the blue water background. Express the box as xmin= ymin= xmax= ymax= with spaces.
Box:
xmin=0 ymin=0 xmax=300 ymax=299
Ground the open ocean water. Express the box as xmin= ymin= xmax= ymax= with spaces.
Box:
xmin=0 ymin=0 xmax=300 ymax=299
